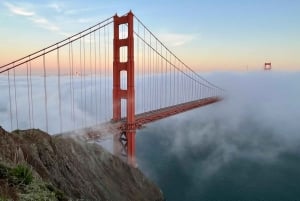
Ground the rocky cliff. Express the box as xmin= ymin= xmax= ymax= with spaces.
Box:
xmin=0 ymin=126 xmax=164 ymax=201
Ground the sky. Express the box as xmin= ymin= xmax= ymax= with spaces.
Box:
xmin=1 ymin=0 xmax=300 ymax=71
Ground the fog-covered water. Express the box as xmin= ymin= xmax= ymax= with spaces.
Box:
xmin=136 ymin=71 xmax=300 ymax=201
xmin=1 ymin=71 xmax=299 ymax=200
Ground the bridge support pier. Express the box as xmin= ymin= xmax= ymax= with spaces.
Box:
xmin=113 ymin=11 xmax=136 ymax=167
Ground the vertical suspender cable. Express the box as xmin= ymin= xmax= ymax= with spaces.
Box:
xmin=155 ymin=39 xmax=158 ymax=109
xmin=149 ymin=32 xmax=152 ymax=110
xmin=160 ymin=44 xmax=163 ymax=108
xmin=149 ymin=34 xmax=152 ymax=110
xmin=152 ymin=36 xmax=155 ymax=109
xmin=7 ymin=71 xmax=13 ymax=131
xmin=137 ymin=22 xmax=139 ymax=113
xmin=29 ymin=59 xmax=34 ymax=128
xmin=26 ymin=63 xmax=31 ymax=128
xmin=147 ymin=29 xmax=149 ymax=109
xmin=121 ymin=25 xmax=124 ymax=90
xmin=83 ymin=36 xmax=87 ymax=127
xmin=98 ymin=27 xmax=102 ymax=122
xmin=89 ymin=30 xmax=93 ymax=122
xmin=94 ymin=31 xmax=98 ymax=123
xmin=165 ymin=49 xmax=167 ymax=107
xmin=107 ymin=24 xmax=110 ymax=119
xmin=104 ymin=25 xmax=107 ymax=120
xmin=143 ymin=26 xmax=146 ymax=113
xmin=43 ymin=52 xmax=48 ymax=132
xmin=169 ymin=53 xmax=171 ymax=106
xmin=173 ymin=58 xmax=176 ymax=105
xmin=57 ymin=46 xmax=62 ymax=133
xmin=94 ymin=32 xmax=99 ymax=124
xmin=71 ymin=42 xmax=75 ymax=129
xmin=151 ymin=36 xmax=154 ymax=110
xmin=172 ymin=56 xmax=175 ymax=105
xmin=13 ymin=67 xmax=19 ymax=129
xmin=191 ymin=72 xmax=194 ymax=100
xmin=80 ymin=36 xmax=84 ymax=127
xmin=69 ymin=40 xmax=73 ymax=125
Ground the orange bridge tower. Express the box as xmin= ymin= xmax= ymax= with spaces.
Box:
xmin=264 ymin=62 xmax=272 ymax=70
xmin=113 ymin=11 xmax=136 ymax=167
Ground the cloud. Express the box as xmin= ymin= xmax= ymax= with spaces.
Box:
xmin=0 ymin=76 xmax=113 ymax=134
xmin=158 ymin=32 xmax=198 ymax=47
xmin=47 ymin=2 xmax=63 ymax=13
xmin=77 ymin=18 xmax=95 ymax=24
xmin=162 ymin=72 xmax=300 ymax=175
xmin=3 ymin=2 xmax=35 ymax=16
xmin=134 ymin=72 xmax=300 ymax=187
xmin=3 ymin=2 xmax=61 ymax=33
xmin=64 ymin=7 xmax=109 ymax=15
xmin=59 ymin=31 xmax=71 ymax=37
xmin=30 ymin=16 xmax=60 ymax=31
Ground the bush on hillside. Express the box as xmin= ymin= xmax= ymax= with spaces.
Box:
xmin=9 ymin=164 xmax=33 ymax=185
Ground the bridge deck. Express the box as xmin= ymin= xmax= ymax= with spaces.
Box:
xmin=69 ymin=96 xmax=222 ymax=141
xmin=134 ymin=96 xmax=222 ymax=126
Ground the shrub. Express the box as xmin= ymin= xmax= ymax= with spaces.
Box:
xmin=10 ymin=164 xmax=33 ymax=185
xmin=20 ymin=179 xmax=57 ymax=201
xmin=0 ymin=163 xmax=10 ymax=178
xmin=46 ymin=183 xmax=68 ymax=201
xmin=0 ymin=197 xmax=7 ymax=201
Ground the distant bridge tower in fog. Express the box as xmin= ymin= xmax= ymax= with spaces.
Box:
xmin=264 ymin=62 xmax=272 ymax=70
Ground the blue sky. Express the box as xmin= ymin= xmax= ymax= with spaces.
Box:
xmin=1 ymin=0 xmax=299 ymax=71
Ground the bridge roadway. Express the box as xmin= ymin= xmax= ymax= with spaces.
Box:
xmin=62 ymin=96 xmax=222 ymax=141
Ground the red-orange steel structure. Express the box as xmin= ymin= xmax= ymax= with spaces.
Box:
xmin=0 ymin=10 xmax=224 ymax=168
xmin=264 ymin=62 xmax=272 ymax=70
xmin=113 ymin=11 xmax=136 ymax=166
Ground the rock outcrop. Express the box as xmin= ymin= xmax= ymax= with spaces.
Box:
xmin=0 ymin=126 xmax=164 ymax=201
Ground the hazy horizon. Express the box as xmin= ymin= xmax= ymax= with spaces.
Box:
xmin=1 ymin=1 xmax=299 ymax=71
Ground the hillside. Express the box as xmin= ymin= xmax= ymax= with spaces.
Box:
xmin=0 ymin=126 xmax=164 ymax=201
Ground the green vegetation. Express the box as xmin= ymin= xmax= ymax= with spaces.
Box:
xmin=9 ymin=164 xmax=33 ymax=185
xmin=19 ymin=179 xmax=58 ymax=201
xmin=0 ymin=163 xmax=67 ymax=201
xmin=0 ymin=163 xmax=9 ymax=178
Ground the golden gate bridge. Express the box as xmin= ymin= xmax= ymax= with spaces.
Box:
xmin=0 ymin=11 xmax=224 ymax=167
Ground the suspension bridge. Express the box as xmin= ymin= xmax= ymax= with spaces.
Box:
xmin=0 ymin=11 xmax=224 ymax=167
